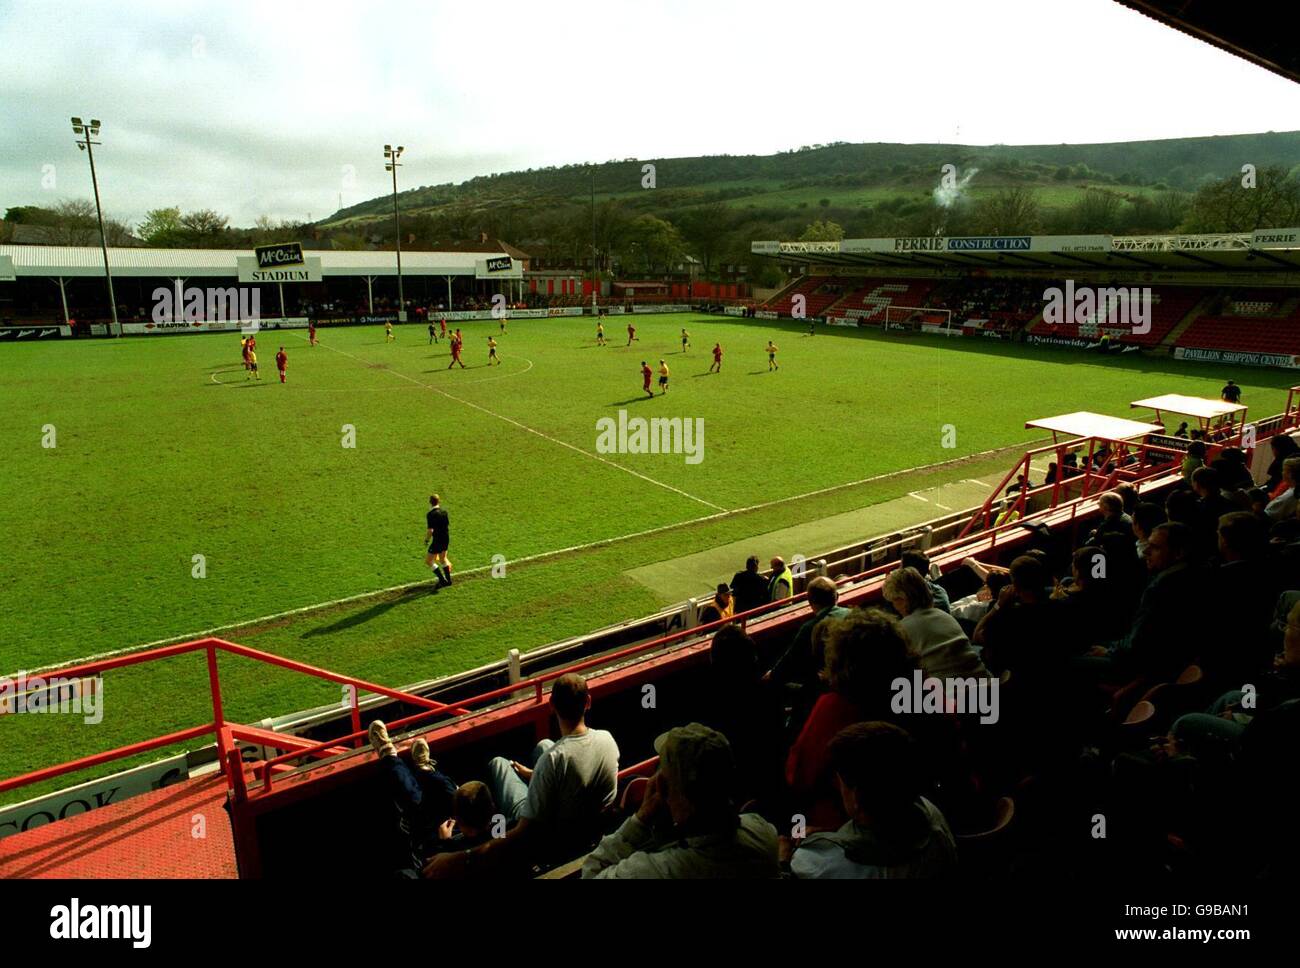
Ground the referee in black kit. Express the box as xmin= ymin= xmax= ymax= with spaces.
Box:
xmin=424 ymin=494 xmax=452 ymax=587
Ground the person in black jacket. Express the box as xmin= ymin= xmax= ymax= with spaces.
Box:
xmin=729 ymin=555 xmax=769 ymax=616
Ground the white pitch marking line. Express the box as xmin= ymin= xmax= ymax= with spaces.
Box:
xmin=16 ymin=430 xmax=1051 ymax=676
xmin=907 ymin=492 xmax=930 ymax=502
xmin=297 ymin=334 xmax=726 ymax=513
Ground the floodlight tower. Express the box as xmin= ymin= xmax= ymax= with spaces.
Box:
xmin=384 ymin=144 xmax=406 ymax=320
xmin=71 ymin=117 xmax=120 ymax=337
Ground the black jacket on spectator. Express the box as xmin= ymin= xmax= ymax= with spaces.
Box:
xmin=730 ymin=569 xmax=770 ymax=616
xmin=1120 ymin=562 xmax=1205 ymax=683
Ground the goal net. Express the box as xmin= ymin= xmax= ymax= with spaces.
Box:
xmin=882 ymin=304 xmax=954 ymax=334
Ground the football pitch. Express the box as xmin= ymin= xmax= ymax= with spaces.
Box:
xmin=1 ymin=313 xmax=1295 ymax=798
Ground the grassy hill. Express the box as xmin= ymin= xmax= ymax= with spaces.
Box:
xmin=310 ymin=133 xmax=1300 ymax=282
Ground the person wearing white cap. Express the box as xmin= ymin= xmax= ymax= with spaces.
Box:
xmin=581 ymin=723 xmax=780 ymax=879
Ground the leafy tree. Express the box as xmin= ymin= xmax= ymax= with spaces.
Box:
xmin=799 ymin=219 xmax=844 ymax=242
xmin=137 ymin=207 xmax=183 ymax=246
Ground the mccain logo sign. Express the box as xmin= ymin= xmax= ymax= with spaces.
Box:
xmin=255 ymin=242 xmax=305 ymax=269
xmin=485 ymin=256 xmax=513 ymax=273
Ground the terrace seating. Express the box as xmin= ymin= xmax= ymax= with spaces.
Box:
xmin=823 ymin=278 xmax=937 ymax=322
xmin=1030 ymin=286 xmax=1206 ymax=347
xmin=1175 ymin=289 xmax=1300 ymax=356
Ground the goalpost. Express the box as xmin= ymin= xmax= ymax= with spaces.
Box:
xmin=881 ymin=304 xmax=954 ymax=335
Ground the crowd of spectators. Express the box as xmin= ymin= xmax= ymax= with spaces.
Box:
xmin=363 ymin=430 xmax=1300 ymax=880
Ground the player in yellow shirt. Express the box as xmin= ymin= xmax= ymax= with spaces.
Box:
xmin=487 ymin=336 xmax=500 ymax=365
xmin=680 ymin=328 xmax=690 ymax=353
xmin=246 ymin=347 xmax=260 ymax=380
xmin=596 ymin=321 xmax=606 ymax=346
xmin=765 ymin=340 xmax=779 ymax=371
xmin=385 ymin=320 xmax=395 ymax=343
xmin=658 ymin=359 xmax=670 ymax=394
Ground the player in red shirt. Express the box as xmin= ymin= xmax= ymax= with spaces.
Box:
xmin=447 ymin=331 xmax=466 ymax=369
xmin=709 ymin=341 xmax=723 ymax=373
xmin=308 ymin=321 xmax=318 ymax=345
xmin=626 ymin=323 xmax=637 ymax=346
xmin=275 ymin=347 xmax=288 ymax=383
xmin=440 ymin=317 xmax=447 ymax=340
xmin=641 ymin=361 xmax=653 ymax=398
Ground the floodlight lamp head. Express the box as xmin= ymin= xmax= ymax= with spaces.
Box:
xmin=90 ymin=119 xmax=101 ymax=131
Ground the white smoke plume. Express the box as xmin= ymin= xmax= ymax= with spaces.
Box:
xmin=932 ymin=167 xmax=979 ymax=209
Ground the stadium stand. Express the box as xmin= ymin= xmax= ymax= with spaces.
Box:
xmin=1029 ymin=286 xmax=1207 ymax=347
xmin=1175 ymin=288 xmax=1300 ymax=356
xmin=823 ymin=278 xmax=937 ymax=322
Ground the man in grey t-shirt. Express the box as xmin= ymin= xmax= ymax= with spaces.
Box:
xmin=425 ymin=672 xmax=619 ymax=878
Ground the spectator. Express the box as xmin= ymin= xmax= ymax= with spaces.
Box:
xmin=786 ymin=609 xmax=917 ymax=829
xmin=1167 ymin=598 xmax=1300 ymax=760
xmin=424 ymin=781 xmax=500 ymax=869
xmin=882 ymin=567 xmax=987 ymax=681
xmin=1202 ymin=512 xmax=1277 ymax=683
xmin=1052 ymin=545 xmax=1129 ymax=645
xmin=1084 ymin=492 xmax=1132 ymax=546
xmin=1211 ymin=447 xmax=1255 ymax=494
xmin=1247 ymin=488 xmax=1270 ymax=520
xmin=1265 ymin=457 xmax=1300 ymax=521
xmin=1173 ymin=421 xmax=1190 ymax=439
xmin=730 ymin=555 xmax=769 ymax=615
xmin=1265 ymin=435 xmax=1300 ymax=492
xmin=426 ymin=673 xmax=618 ymax=877
xmin=1191 ymin=466 xmax=1234 ymax=552
xmin=767 ymin=575 xmax=848 ymax=702
xmin=948 ymin=569 xmax=1011 ymax=627
xmin=768 ymin=556 xmax=794 ymax=602
xmin=1096 ymin=522 xmax=1204 ymax=689
xmin=368 ymin=722 xmax=457 ymax=862
xmin=697 ymin=583 xmax=734 ymax=625
xmin=702 ymin=625 xmax=785 ymax=804
xmin=1181 ymin=441 xmax=1207 ymax=484
xmin=973 ymin=555 xmax=1064 ymax=683
xmin=1115 ymin=482 xmax=1139 ymax=516
xmin=1132 ymin=502 xmax=1167 ymax=559
xmin=784 ymin=722 xmax=957 ymax=879
xmin=581 ymin=724 xmax=780 ymax=879
xmin=900 ymin=550 xmax=950 ymax=613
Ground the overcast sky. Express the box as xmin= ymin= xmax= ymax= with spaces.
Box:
xmin=2 ymin=0 xmax=1298 ymax=228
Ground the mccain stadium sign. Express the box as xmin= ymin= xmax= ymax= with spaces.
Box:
xmin=237 ymin=243 xmax=322 ymax=283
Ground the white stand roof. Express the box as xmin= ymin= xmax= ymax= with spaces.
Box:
xmin=1130 ymin=394 xmax=1247 ymax=420
xmin=1026 ymin=411 xmax=1164 ymax=441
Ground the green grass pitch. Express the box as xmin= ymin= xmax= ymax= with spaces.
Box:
xmin=1 ymin=313 xmax=1294 ymax=800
